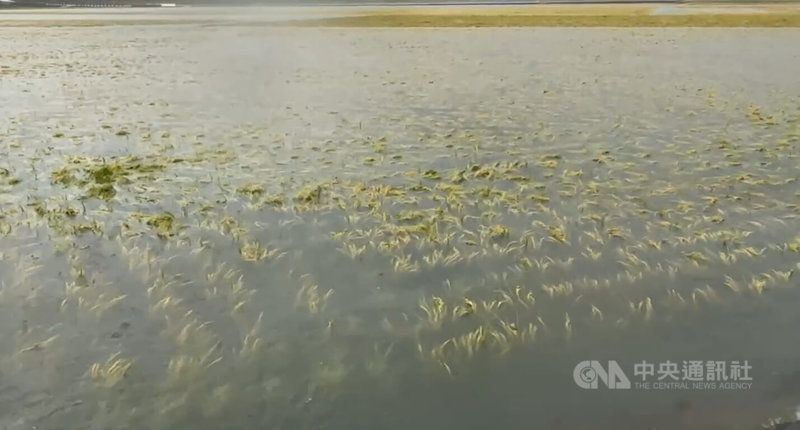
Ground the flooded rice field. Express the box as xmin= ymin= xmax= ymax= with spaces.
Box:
xmin=2 ymin=17 xmax=800 ymax=430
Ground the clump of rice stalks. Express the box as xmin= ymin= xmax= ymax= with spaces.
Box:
xmin=423 ymin=248 xmax=462 ymax=268
xmin=72 ymin=221 xmax=103 ymax=235
xmin=454 ymin=298 xmax=476 ymax=318
xmin=87 ymin=183 xmax=116 ymax=201
xmin=510 ymin=285 xmax=536 ymax=307
xmin=542 ymin=282 xmax=574 ymax=298
xmin=548 ymin=225 xmax=567 ymax=244
xmin=52 ymin=156 xmax=170 ymax=201
xmin=295 ymin=283 xmax=333 ymax=314
xmin=564 ymin=313 xmax=572 ymax=339
xmin=166 ymin=354 xmax=221 ymax=389
xmin=63 ymin=206 xmax=79 ymax=218
xmin=538 ymin=157 xmax=559 ymax=169
xmin=606 ymin=227 xmax=626 ymax=239
xmin=471 ymin=164 xmax=498 ymax=180
xmin=629 ymin=297 xmax=654 ymax=321
xmin=30 ymin=201 xmax=48 ymax=217
xmin=529 ymin=193 xmax=550 ymax=204
xmin=148 ymin=213 xmax=175 ymax=238
xmin=488 ymin=224 xmax=510 ymax=240
xmin=263 ymin=194 xmax=285 ymax=207
xmin=17 ymin=334 xmax=60 ymax=354
xmin=240 ymin=241 xmax=282 ymax=262
xmin=295 ymin=184 xmax=323 ymax=204
xmin=723 ymin=276 xmax=742 ymax=293
xmin=396 ymin=210 xmax=426 ymax=223
xmin=393 ymin=253 xmax=421 ymax=272
xmin=219 ymin=216 xmax=239 ymax=234
xmin=449 ymin=169 xmax=467 ymax=184
xmin=708 ymin=214 xmax=725 ymax=224
xmin=420 ymin=296 xmax=447 ymax=328
xmin=409 ymin=184 xmax=431 ymax=192
xmin=386 ymin=219 xmax=441 ymax=243
xmin=133 ymin=212 xmax=176 ymax=238
xmin=372 ymin=184 xmax=405 ymax=197
xmin=236 ymin=183 xmax=265 ymax=197
xmin=88 ymin=163 xmax=127 ymax=185
xmin=691 ymin=286 xmax=718 ymax=305
xmin=787 ymin=237 xmax=800 ymax=253
xmin=685 ymin=251 xmax=708 ymax=265
xmin=453 ymin=325 xmax=489 ymax=358
xmin=51 ymin=167 xmax=77 ymax=185
xmin=505 ymin=173 xmax=530 ymax=182
xmin=749 ymin=277 xmax=768 ymax=295
xmin=422 ymin=169 xmax=441 ymax=180
xmin=238 ymin=333 xmax=264 ymax=363
xmin=339 ymin=242 xmax=366 ymax=260
xmin=492 ymin=320 xmax=527 ymax=350
xmin=591 ymin=305 xmax=604 ymax=321
xmin=90 ymin=353 xmax=134 ymax=388
xmin=593 ymin=151 xmax=613 ymax=164
xmin=373 ymin=140 xmax=387 ymax=154
xmin=746 ymin=105 xmax=779 ymax=126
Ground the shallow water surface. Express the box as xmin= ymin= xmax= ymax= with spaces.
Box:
xmin=1 ymin=17 xmax=800 ymax=430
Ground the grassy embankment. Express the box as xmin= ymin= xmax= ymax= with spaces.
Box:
xmin=285 ymin=4 xmax=800 ymax=27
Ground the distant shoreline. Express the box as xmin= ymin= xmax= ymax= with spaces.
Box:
xmin=4 ymin=1 xmax=800 ymax=28
xmin=0 ymin=3 xmax=174 ymax=7
xmin=8 ymin=1 xmax=800 ymax=10
xmin=0 ymin=0 xmax=688 ymax=10
xmin=287 ymin=2 xmax=800 ymax=27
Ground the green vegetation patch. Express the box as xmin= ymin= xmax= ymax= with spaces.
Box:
xmin=50 ymin=155 xmax=176 ymax=201
xmin=132 ymin=212 xmax=177 ymax=239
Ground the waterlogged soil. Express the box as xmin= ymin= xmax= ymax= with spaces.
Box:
xmin=2 ymin=20 xmax=800 ymax=430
